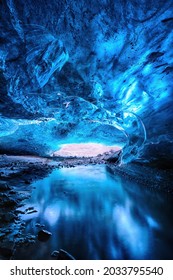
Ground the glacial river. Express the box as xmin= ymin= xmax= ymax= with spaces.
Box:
xmin=16 ymin=165 xmax=173 ymax=260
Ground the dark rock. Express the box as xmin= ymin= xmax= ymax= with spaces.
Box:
xmin=55 ymin=249 xmax=75 ymax=260
xmin=35 ymin=223 xmax=41 ymax=227
xmin=51 ymin=250 xmax=59 ymax=258
xmin=0 ymin=233 xmax=6 ymax=239
xmin=3 ymin=198 xmax=18 ymax=207
xmin=0 ymin=184 xmax=10 ymax=191
xmin=27 ymin=207 xmax=34 ymax=210
xmin=1 ymin=193 xmax=8 ymax=198
xmin=106 ymin=151 xmax=122 ymax=164
xmin=27 ymin=209 xmax=37 ymax=214
xmin=0 ymin=247 xmax=13 ymax=259
xmin=24 ymin=180 xmax=31 ymax=185
xmin=38 ymin=230 xmax=52 ymax=242
xmin=2 ymin=213 xmax=16 ymax=223
xmin=9 ymin=190 xmax=17 ymax=195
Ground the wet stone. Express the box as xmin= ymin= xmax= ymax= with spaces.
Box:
xmin=27 ymin=209 xmax=37 ymax=214
xmin=1 ymin=213 xmax=16 ymax=223
xmin=35 ymin=223 xmax=45 ymax=228
xmin=55 ymin=249 xmax=75 ymax=260
xmin=24 ymin=180 xmax=31 ymax=185
xmin=1 ymin=193 xmax=8 ymax=199
xmin=9 ymin=190 xmax=17 ymax=195
xmin=51 ymin=250 xmax=59 ymax=258
xmin=37 ymin=230 xmax=52 ymax=242
xmin=15 ymin=210 xmax=25 ymax=215
xmin=0 ymin=183 xmax=10 ymax=191
xmin=3 ymin=198 xmax=18 ymax=207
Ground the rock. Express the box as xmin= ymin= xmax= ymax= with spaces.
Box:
xmin=0 ymin=184 xmax=10 ymax=191
xmin=9 ymin=190 xmax=17 ymax=195
xmin=51 ymin=250 xmax=59 ymax=258
xmin=0 ymin=247 xmax=14 ymax=259
xmin=15 ymin=210 xmax=25 ymax=215
xmin=53 ymin=249 xmax=75 ymax=260
xmin=35 ymin=223 xmax=41 ymax=227
xmin=37 ymin=230 xmax=52 ymax=242
xmin=27 ymin=207 xmax=34 ymax=210
xmin=3 ymin=198 xmax=18 ymax=207
xmin=25 ymin=207 xmax=34 ymax=213
xmin=106 ymin=151 xmax=122 ymax=164
xmin=0 ymin=233 xmax=5 ymax=239
xmin=24 ymin=180 xmax=31 ymax=185
xmin=27 ymin=209 xmax=37 ymax=214
xmin=23 ymin=207 xmax=38 ymax=214
xmin=2 ymin=213 xmax=16 ymax=223
xmin=1 ymin=193 xmax=8 ymax=198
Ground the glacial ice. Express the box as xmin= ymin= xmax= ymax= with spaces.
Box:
xmin=0 ymin=0 xmax=172 ymax=164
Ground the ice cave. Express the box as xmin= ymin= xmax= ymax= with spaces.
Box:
xmin=0 ymin=0 xmax=173 ymax=260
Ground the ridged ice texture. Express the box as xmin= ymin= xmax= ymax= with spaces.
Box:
xmin=0 ymin=0 xmax=172 ymax=164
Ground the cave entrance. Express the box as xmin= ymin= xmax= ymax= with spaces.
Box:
xmin=52 ymin=143 xmax=121 ymax=158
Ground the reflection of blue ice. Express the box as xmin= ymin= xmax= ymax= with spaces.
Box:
xmin=113 ymin=204 xmax=149 ymax=258
xmin=44 ymin=205 xmax=61 ymax=226
xmin=145 ymin=216 xmax=160 ymax=230
xmin=18 ymin=165 xmax=173 ymax=260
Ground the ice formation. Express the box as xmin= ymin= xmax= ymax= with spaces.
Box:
xmin=0 ymin=0 xmax=172 ymax=164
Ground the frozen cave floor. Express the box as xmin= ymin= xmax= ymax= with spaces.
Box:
xmin=0 ymin=154 xmax=173 ymax=260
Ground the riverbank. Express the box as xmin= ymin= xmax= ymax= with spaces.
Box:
xmin=0 ymin=154 xmax=172 ymax=259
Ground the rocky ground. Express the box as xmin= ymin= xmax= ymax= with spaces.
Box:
xmin=0 ymin=155 xmax=55 ymax=260
xmin=0 ymin=151 xmax=118 ymax=260
xmin=0 ymin=152 xmax=172 ymax=260
xmin=107 ymin=161 xmax=173 ymax=194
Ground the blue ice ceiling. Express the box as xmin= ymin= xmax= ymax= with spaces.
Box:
xmin=0 ymin=0 xmax=172 ymax=164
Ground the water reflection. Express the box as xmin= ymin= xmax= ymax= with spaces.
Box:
xmin=17 ymin=165 xmax=173 ymax=259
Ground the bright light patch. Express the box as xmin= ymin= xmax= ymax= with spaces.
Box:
xmin=44 ymin=205 xmax=60 ymax=226
xmin=125 ymin=81 xmax=137 ymax=101
xmin=52 ymin=143 xmax=121 ymax=157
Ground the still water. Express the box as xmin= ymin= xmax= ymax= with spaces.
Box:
xmin=16 ymin=165 xmax=173 ymax=260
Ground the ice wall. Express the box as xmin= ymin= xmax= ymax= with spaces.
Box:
xmin=0 ymin=0 xmax=172 ymax=164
